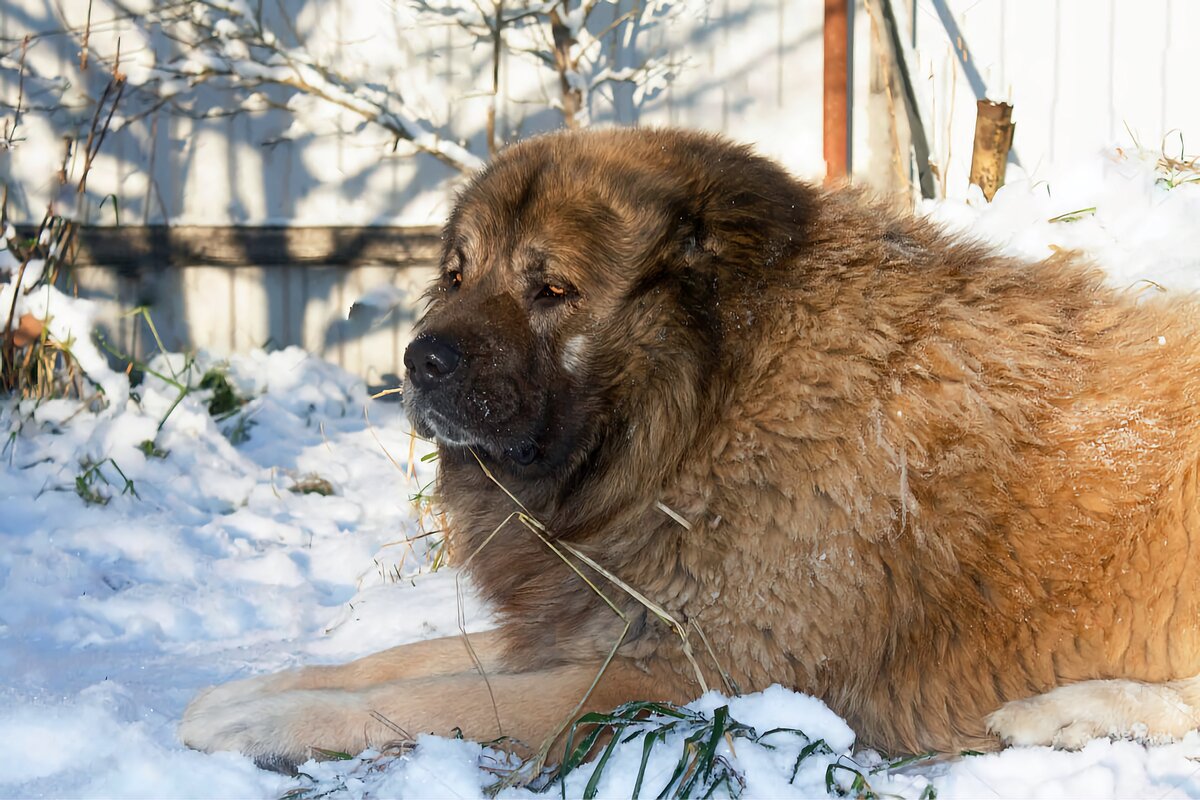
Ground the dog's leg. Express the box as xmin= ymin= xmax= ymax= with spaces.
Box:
xmin=185 ymin=629 xmax=509 ymax=717
xmin=269 ymin=629 xmax=509 ymax=690
xmin=987 ymin=676 xmax=1200 ymax=748
xmin=181 ymin=650 xmax=680 ymax=770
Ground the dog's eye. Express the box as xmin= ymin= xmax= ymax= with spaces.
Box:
xmin=446 ymin=270 xmax=463 ymax=289
xmin=536 ymin=284 xmax=569 ymax=301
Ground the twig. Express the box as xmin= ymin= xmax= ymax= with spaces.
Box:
xmin=2 ymin=36 xmax=30 ymax=150
xmin=79 ymin=0 xmax=93 ymax=71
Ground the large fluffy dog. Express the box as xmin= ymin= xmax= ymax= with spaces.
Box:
xmin=182 ymin=128 xmax=1200 ymax=769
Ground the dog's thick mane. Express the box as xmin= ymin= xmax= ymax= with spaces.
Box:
xmin=434 ymin=130 xmax=823 ymax=663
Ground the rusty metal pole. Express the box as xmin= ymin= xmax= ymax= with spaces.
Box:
xmin=824 ymin=0 xmax=850 ymax=185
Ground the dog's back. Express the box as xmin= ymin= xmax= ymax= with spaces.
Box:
xmin=654 ymin=183 xmax=1200 ymax=752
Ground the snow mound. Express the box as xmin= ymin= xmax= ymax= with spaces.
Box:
xmin=1 ymin=347 xmax=487 ymax=798
xmin=924 ymin=145 xmax=1200 ymax=290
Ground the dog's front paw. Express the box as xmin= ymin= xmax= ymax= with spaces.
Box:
xmin=183 ymin=671 xmax=287 ymax=716
xmin=986 ymin=695 xmax=1109 ymax=749
xmin=987 ymin=679 xmax=1198 ymax=749
xmin=180 ymin=685 xmax=373 ymax=772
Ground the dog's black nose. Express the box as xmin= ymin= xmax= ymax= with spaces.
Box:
xmin=404 ymin=334 xmax=462 ymax=388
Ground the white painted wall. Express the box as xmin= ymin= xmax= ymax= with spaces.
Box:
xmin=6 ymin=1 xmax=1193 ymax=222
xmin=78 ymin=262 xmax=436 ymax=387
xmin=884 ymin=0 xmax=1200 ymax=199
xmin=0 ymin=0 xmax=825 ymax=227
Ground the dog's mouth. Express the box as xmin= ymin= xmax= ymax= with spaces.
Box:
xmin=405 ymin=393 xmax=544 ymax=467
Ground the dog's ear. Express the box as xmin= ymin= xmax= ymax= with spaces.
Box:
xmin=675 ymin=207 xmax=719 ymax=267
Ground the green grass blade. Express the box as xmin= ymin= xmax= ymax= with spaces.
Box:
xmin=657 ymin=740 xmax=694 ymax=800
xmin=560 ymin=712 xmax=625 ymax=797
xmin=789 ymin=738 xmax=831 ymax=784
xmin=583 ymin=724 xmax=625 ymax=800
xmin=699 ymin=706 xmax=728 ymax=781
xmin=632 ymin=729 xmax=665 ymax=800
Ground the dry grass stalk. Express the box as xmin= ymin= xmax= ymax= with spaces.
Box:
xmin=461 ymin=449 xmax=740 ymax=789
xmin=2 ymin=57 xmax=126 ymax=399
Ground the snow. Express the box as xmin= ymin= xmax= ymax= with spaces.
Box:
xmin=1 ymin=347 xmax=486 ymax=797
xmin=924 ymin=145 xmax=1200 ymax=292
xmin=4 ymin=147 xmax=1200 ymax=799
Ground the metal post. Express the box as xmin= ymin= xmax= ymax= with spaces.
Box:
xmin=824 ymin=0 xmax=850 ymax=184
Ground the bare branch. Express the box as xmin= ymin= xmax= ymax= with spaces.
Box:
xmin=409 ymin=0 xmax=687 ymax=129
xmin=2 ymin=0 xmax=691 ymax=174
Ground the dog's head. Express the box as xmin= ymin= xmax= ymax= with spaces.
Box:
xmin=403 ymin=129 xmax=812 ymax=498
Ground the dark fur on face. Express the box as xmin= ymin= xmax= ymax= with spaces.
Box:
xmin=404 ymin=129 xmax=814 ymax=506
xmin=401 ymin=128 xmax=828 ymax=679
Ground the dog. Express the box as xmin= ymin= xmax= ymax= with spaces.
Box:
xmin=181 ymin=127 xmax=1200 ymax=770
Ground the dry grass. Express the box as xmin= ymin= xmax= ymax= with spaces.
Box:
xmin=364 ymin=388 xmax=450 ymax=578
xmin=2 ymin=66 xmax=126 ymax=401
xmin=1116 ymin=129 xmax=1200 ymax=190
xmin=1156 ymin=150 xmax=1200 ymax=189
xmin=424 ymin=449 xmax=738 ymax=792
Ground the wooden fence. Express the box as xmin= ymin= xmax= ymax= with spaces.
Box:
xmin=67 ymin=227 xmax=440 ymax=383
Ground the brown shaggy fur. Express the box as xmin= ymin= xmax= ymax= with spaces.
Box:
xmin=181 ymin=128 xmax=1200 ymax=769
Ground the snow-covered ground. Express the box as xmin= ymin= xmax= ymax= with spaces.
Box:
xmin=3 ymin=146 xmax=1200 ymax=799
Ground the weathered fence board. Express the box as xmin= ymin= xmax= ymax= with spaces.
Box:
xmin=73 ymin=252 xmax=438 ymax=383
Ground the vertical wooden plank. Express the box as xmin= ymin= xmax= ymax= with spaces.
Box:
xmin=661 ymin=9 xmax=681 ymax=128
xmin=146 ymin=268 xmax=191 ymax=354
xmin=262 ymin=266 xmax=288 ymax=352
xmin=1050 ymin=0 xmax=1112 ymax=165
xmin=73 ymin=265 xmax=124 ymax=357
xmin=730 ymin=0 xmax=824 ymax=177
xmin=352 ymin=265 xmax=401 ymax=383
xmin=181 ymin=267 xmax=234 ymax=356
xmin=273 ymin=266 xmax=288 ymax=350
xmin=164 ymin=104 xmax=185 ymax=223
xmin=1110 ymin=0 xmax=1168 ymax=146
xmin=778 ymin=0 xmax=829 ymax=177
xmin=230 ymin=266 xmax=271 ymax=352
xmin=443 ymin=21 xmax=463 ymax=213
xmin=1164 ymin=0 xmax=1200 ymax=144
xmin=911 ymin=0 xmax=961 ymax=195
xmin=908 ymin=0 xmax=1033 ymax=190
xmin=283 ymin=265 xmax=307 ymax=351
xmin=932 ymin=0 xmax=1007 ymax=197
xmin=851 ymin=0 xmax=872 ymax=182
xmin=338 ymin=269 xmax=363 ymax=376
xmin=854 ymin=0 xmax=921 ymax=198
xmin=178 ymin=118 xmax=227 ymax=223
xmin=995 ymin=0 xmax=1055 ymax=176
xmin=393 ymin=266 xmax=437 ymax=381
xmin=950 ymin=0 xmax=1004 ymax=97
xmin=301 ymin=267 xmax=342 ymax=365
xmin=688 ymin=1 xmax=725 ymax=132
xmin=120 ymin=271 xmax=141 ymax=362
